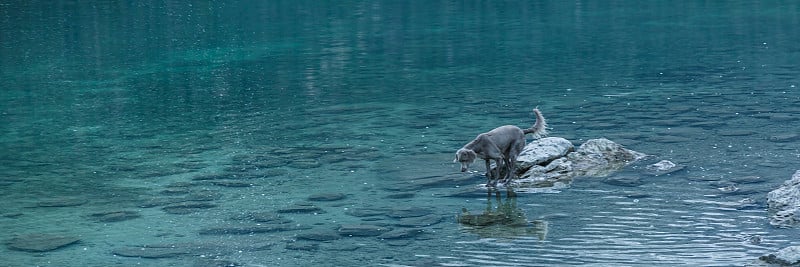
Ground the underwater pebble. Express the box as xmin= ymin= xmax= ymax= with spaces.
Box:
xmin=230 ymin=211 xmax=292 ymax=223
xmin=307 ymin=193 xmax=347 ymax=202
xmin=345 ymin=208 xmax=388 ymax=217
xmin=289 ymin=159 xmax=322 ymax=169
xmin=112 ymin=245 xmax=190 ymax=258
xmin=162 ymin=201 xmax=218 ymax=214
xmin=285 ymin=242 xmax=319 ymax=251
xmin=731 ymin=175 xmax=765 ymax=184
xmin=717 ymin=130 xmax=756 ymax=136
xmin=210 ymin=180 xmax=255 ymax=187
xmin=199 ymin=224 xmax=308 ymax=235
xmin=277 ymin=202 xmax=324 ymax=214
xmin=88 ymin=210 xmax=141 ymax=222
xmin=393 ymin=214 xmax=444 ymax=227
xmin=295 ymin=229 xmax=341 ymax=241
xmin=387 ymin=207 xmax=434 ymax=218
xmin=385 ymin=193 xmax=416 ymax=199
xmin=769 ymin=133 xmax=799 ymax=143
xmin=646 ymin=135 xmax=692 ymax=144
xmin=338 ymin=224 xmax=392 ymax=237
xmin=603 ymin=176 xmax=643 ymax=187
xmin=378 ymin=228 xmax=425 ymax=240
xmin=36 ymin=197 xmax=88 ymax=207
xmin=6 ymin=233 xmax=80 ymax=252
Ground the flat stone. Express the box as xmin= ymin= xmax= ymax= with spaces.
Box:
xmin=338 ymin=224 xmax=392 ymax=237
xmin=88 ymin=210 xmax=141 ymax=222
xmin=7 ymin=233 xmax=80 ymax=252
xmin=307 ymin=193 xmax=347 ymax=202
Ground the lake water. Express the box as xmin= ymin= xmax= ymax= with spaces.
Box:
xmin=2 ymin=1 xmax=799 ymax=266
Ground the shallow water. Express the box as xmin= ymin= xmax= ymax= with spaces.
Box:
xmin=2 ymin=1 xmax=800 ymax=266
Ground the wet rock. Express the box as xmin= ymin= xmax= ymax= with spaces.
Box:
xmin=6 ymin=233 xmax=80 ymax=252
xmin=277 ymin=202 xmax=324 ymax=214
xmin=644 ymin=160 xmax=685 ymax=176
xmin=516 ymin=138 xmax=646 ymax=188
xmin=338 ymin=224 xmax=392 ymax=237
xmin=88 ymin=210 xmax=141 ymax=222
xmin=307 ymin=193 xmax=347 ymax=202
xmin=756 ymin=246 xmax=800 ymax=266
xmin=162 ymin=201 xmax=218 ymax=214
xmin=295 ymin=229 xmax=341 ymax=241
xmin=35 ymin=197 xmax=88 ymax=207
xmin=516 ymin=137 xmax=574 ymax=170
xmin=767 ymin=170 xmax=800 ymax=228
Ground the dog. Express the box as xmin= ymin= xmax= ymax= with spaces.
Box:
xmin=454 ymin=108 xmax=547 ymax=186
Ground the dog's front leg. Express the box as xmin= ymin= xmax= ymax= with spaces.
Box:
xmin=484 ymin=159 xmax=494 ymax=186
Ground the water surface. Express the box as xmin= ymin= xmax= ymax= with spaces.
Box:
xmin=2 ymin=1 xmax=800 ymax=266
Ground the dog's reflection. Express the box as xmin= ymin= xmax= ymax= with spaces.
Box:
xmin=457 ymin=187 xmax=548 ymax=240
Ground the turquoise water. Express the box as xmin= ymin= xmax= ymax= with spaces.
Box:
xmin=2 ymin=1 xmax=799 ymax=266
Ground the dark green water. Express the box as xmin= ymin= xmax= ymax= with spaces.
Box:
xmin=2 ymin=1 xmax=799 ymax=266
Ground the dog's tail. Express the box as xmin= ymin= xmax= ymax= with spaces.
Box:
xmin=523 ymin=108 xmax=548 ymax=139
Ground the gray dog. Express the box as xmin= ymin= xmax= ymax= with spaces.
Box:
xmin=454 ymin=108 xmax=547 ymax=186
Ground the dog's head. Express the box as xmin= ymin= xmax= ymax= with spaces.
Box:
xmin=454 ymin=148 xmax=477 ymax=172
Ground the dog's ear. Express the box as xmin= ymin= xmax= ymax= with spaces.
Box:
xmin=453 ymin=153 xmax=459 ymax=163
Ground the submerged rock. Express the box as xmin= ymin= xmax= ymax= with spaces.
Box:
xmin=767 ymin=170 xmax=800 ymax=228
xmin=6 ymin=233 xmax=80 ymax=252
xmin=644 ymin=160 xmax=685 ymax=176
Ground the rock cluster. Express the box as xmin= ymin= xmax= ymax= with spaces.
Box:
xmin=512 ymin=137 xmax=647 ymax=188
